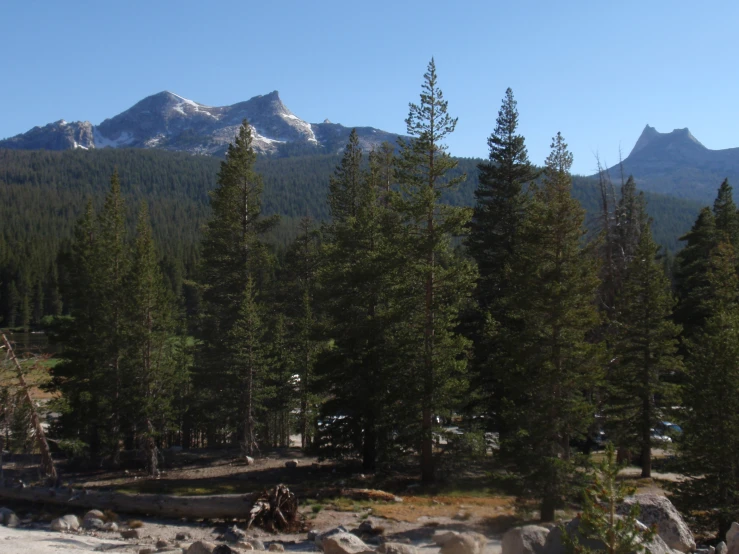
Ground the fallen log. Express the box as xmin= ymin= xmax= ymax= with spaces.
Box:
xmin=0 ymin=485 xmax=399 ymax=519
xmin=0 ymin=486 xmax=258 ymax=519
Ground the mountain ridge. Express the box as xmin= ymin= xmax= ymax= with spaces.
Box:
xmin=601 ymin=124 xmax=739 ymax=202
xmin=0 ymin=91 xmax=400 ymax=157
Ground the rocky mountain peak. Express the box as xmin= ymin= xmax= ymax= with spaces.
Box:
xmin=629 ymin=124 xmax=705 ymax=157
xmin=0 ymin=91 xmax=400 ymax=156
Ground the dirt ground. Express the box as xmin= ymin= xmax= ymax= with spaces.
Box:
xmin=0 ymin=444 xmax=684 ymax=553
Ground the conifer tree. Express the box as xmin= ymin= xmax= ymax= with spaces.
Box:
xmin=196 ymin=121 xmax=277 ymax=446
xmin=394 ymin=59 xmax=476 ymax=482
xmin=94 ymin=169 xmax=129 ymax=461
xmin=713 ymin=178 xmax=739 ymax=246
xmin=264 ymin=314 xmax=295 ymax=447
xmin=677 ymin=241 xmax=739 ymax=539
xmin=606 ymin=222 xmax=682 ymax=477
xmin=674 ymin=207 xmax=718 ymax=338
xmin=499 ymin=133 xmax=601 ymax=521
xmin=225 ymin=277 xmax=271 ymax=455
xmin=7 ymin=281 xmax=19 ymax=328
xmin=468 ymin=88 xmax=537 ymax=312
xmin=124 ymin=204 xmax=187 ymax=474
xmin=281 ymin=218 xmax=322 ymax=449
xmin=318 ymin=130 xmax=400 ymax=469
xmin=467 ymin=88 xmax=537 ymax=432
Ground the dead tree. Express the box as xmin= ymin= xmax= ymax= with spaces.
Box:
xmin=1 ymin=332 xmax=57 ymax=480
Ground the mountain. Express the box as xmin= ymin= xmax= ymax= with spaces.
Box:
xmin=601 ymin=125 xmax=739 ymax=203
xmin=0 ymin=91 xmax=400 ymax=156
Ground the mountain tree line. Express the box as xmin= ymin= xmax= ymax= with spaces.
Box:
xmin=4 ymin=59 xmax=739 ymax=539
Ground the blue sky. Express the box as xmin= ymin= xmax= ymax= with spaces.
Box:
xmin=2 ymin=0 xmax=737 ymax=175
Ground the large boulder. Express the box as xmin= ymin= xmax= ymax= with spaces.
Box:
xmin=502 ymin=525 xmax=550 ymax=554
xmin=617 ymin=494 xmax=696 ymax=553
xmin=439 ymin=532 xmax=488 ymax=554
xmin=727 ymin=523 xmax=739 ymax=554
xmin=322 ymin=532 xmax=374 ymax=554
xmin=544 ymin=518 xmax=674 ymax=554
xmin=718 ymin=542 xmax=728 ymax=554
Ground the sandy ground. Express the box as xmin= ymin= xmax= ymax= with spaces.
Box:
xmin=0 ymin=524 xmax=136 ymax=553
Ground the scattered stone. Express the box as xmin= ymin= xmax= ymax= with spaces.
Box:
xmin=439 ymin=532 xmax=487 ymax=554
xmin=0 ymin=507 xmax=17 ymax=527
xmin=315 ymin=527 xmax=350 ymax=548
xmin=187 ymin=541 xmax=217 ymax=554
xmin=224 ymin=525 xmax=246 ymax=543
xmin=139 ymin=549 xmax=155 ymax=554
xmin=433 ymin=531 xmax=460 ymax=547
xmin=246 ymin=538 xmax=266 ymax=550
xmin=618 ymin=494 xmax=696 ymax=553
xmin=237 ymin=542 xmax=255 ymax=551
xmin=502 ymin=525 xmax=549 ymax=554
xmin=177 ymin=532 xmax=193 ymax=541
xmin=157 ymin=539 xmax=171 ymax=548
xmin=379 ymin=542 xmax=419 ymax=554
xmin=52 ymin=514 xmax=81 ymax=532
xmin=269 ymin=543 xmax=285 ymax=552
xmin=83 ymin=517 xmax=105 ymax=530
xmin=285 ymin=460 xmax=299 ymax=468
xmin=719 ymin=542 xmax=729 ymax=554
xmin=122 ymin=529 xmax=142 ymax=540
xmin=322 ymin=532 xmax=374 ymax=554
xmin=213 ymin=546 xmax=235 ymax=554
xmin=83 ymin=509 xmax=105 ymax=522
xmin=4 ymin=512 xmax=20 ymax=528
xmin=245 ymin=456 xmax=255 ymax=466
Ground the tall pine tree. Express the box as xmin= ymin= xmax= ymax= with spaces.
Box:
xmin=394 ymin=59 xmax=477 ymax=482
xmin=606 ymin=221 xmax=682 ymax=477
xmin=499 ymin=133 xmax=601 ymax=521
xmin=196 ymin=121 xmax=278 ymax=448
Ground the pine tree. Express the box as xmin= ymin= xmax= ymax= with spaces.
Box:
xmin=467 ymin=89 xmax=537 ymax=430
xmin=468 ymin=87 xmax=537 ymax=312
xmin=713 ymin=178 xmax=739 ymax=246
xmin=394 ymin=59 xmax=477 ymax=482
xmin=499 ymin=133 xmax=601 ymax=521
xmin=94 ymin=169 xmax=129 ymax=461
xmin=606 ymin=222 xmax=682 ymax=477
xmin=124 ymin=203 xmax=187 ymax=474
xmin=674 ymin=207 xmax=718 ymax=338
xmin=677 ymin=241 xmax=739 ymax=539
xmin=225 ymin=276 xmax=271 ymax=456
xmin=281 ymin=218 xmax=322 ymax=449
xmin=563 ymin=444 xmax=655 ymax=554
xmin=196 ymin=120 xmax=278 ymax=446
xmin=317 ymin=130 xmax=401 ymax=469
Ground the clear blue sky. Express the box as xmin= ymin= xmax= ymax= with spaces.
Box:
xmin=2 ymin=0 xmax=737 ymax=175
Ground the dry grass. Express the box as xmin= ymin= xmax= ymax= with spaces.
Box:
xmin=370 ymin=494 xmax=515 ymax=522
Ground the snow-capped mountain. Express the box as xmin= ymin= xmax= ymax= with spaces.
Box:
xmin=0 ymin=91 xmax=400 ymax=156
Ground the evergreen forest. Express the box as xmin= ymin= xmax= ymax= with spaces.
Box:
xmin=2 ymin=59 xmax=738 ymax=538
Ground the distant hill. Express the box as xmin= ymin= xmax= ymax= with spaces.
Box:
xmin=0 ymin=91 xmax=400 ymax=157
xmin=0 ymin=148 xmax=701 ymax=261
xmin=600 ymin=125 xmax=739 ymax=203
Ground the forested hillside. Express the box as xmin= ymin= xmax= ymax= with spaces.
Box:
xmin=0 ymin=146 xmax=701 ymax=327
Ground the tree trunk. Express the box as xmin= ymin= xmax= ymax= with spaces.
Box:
xmin=540 ymin=495 xmax=556 ymax=522
xmin=1 ymin=333 xmax=57 ymax=481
